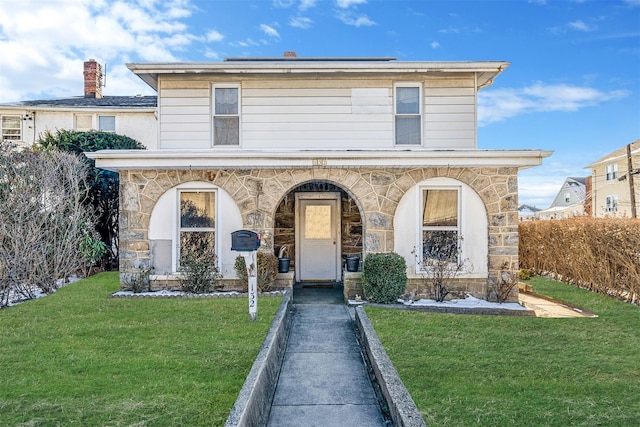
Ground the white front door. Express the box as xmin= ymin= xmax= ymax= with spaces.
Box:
xmin=296 ymin=193 xmax=341 ymax=282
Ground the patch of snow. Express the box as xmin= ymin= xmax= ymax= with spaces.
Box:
xmin=111 ymin=290 xmax=284 ymax=298
xmin=403 ymin=294 xmax=528 ymax=311
xmin=3 ymin=276 xmax=81 ymax=307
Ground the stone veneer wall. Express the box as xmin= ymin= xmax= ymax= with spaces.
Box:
xmin=119 ymin=166 xmax=519 ymax=295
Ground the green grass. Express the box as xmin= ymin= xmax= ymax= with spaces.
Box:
xmin=366 ymin=276 xmax=640 ymax=426
xmin=0 ymin=272 xmax=281 ymax=426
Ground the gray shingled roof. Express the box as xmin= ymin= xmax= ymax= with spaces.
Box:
xmin=2 ymin=95 xmax=157 ymax=108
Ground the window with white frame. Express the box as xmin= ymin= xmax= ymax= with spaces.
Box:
xmin=213 ymin=85 xmax=240 ymax=146
xmin=420 ymin=188 xmax=460 ymax=267
xmin=98 ymin=115 xmax=116 ymax=132
xmin=75 ymin=114 xmax=93 ymax=131
xmin=1 ymin=115 xmax=21 ymax=140
xmin=605 ymin=195 xmax=618 ymax=213
xmin=178 ymin=191 xmax=217 ymax=268
xmin=564 ymin=192 xmax=571 ymax=203
xmin=394 ymin=84 xmax=422 ymax=145
xmin=605 ymin=164 xmax=618 ymax=181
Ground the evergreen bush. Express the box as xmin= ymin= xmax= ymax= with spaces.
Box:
xmin=362 ymin=252 xmax=407 ymax=303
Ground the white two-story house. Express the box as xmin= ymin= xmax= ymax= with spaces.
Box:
xmin=0 ymin=60 xmax=157 ymax=149
xmin=88 ymin=54 xmax=551 ymax=300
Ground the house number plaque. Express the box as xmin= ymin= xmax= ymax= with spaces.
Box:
xmin=312 ymin=158 xmax=327 ymax=167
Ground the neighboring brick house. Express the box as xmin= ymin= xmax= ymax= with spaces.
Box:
xmin=88 ymin=54 xmax=552 ymax=300
xmin=0 ymin=60 xmax=157 ymax=149
xmin=538 ymin=177 xmax=588 ymax=220
xmin=586 ymin=140 xmax=640 ymax=218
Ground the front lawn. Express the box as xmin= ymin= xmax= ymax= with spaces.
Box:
xmin=0 ymin=272 xmax=281 ymax=426
xmin=366 ymin=276 xmax=640 ymax=426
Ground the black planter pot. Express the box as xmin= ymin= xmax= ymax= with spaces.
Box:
xmin=346 ymin=256 xmax=360 ymax=272
xmin=278 ymin=258 xmax=290 ymax=273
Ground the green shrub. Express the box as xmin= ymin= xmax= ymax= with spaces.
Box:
xmin=518 ymin=268 xmax=533 ymax=281
xmin=234 ymin=252 xmax=278 ymax=292
xmin=362 ymin=252 xmax=407 ymax=303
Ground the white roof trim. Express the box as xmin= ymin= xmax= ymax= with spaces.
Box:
xmin=86 ymin=149 xmax=552 ymax=172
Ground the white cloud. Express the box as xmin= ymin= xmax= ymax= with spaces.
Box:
xmin=568 ymin=19 xmax=596 ymax=32
xmin=430 ymin=41 xmax=440 ymax=49
xmin=273 ymin=0 xmax=295 ymax=7
xmin=337 ymin=12 xmax=375 ymax=26
xmin=299 ymin=0 xmax=317 ymax=10
xmin=478 ymin=82 xmax=629 ymax=126
xmin=290 ymin=16 xmax=313 ymax=29
xmin=336 ymin=0 xmax=367 ymax=8
xmin=0 ymin=0 xmax=198 ymax=101
xmin=260 ymin=23 xmax=281 ymax=38
xmin=206 ymin=30 xmax=224 ymax=42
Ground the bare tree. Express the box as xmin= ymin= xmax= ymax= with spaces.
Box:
xmin=0 ymin=144 xmax=97 ymax=307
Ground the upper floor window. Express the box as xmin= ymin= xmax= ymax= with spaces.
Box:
xmin=98 ymin=115 xmax=116 ymax=132
xmin=605 ymin=195 xmax=618 ymax=213
xmin=395 ymin=84 xmax=422 ymax=145
xmin=213 ymin=85 xmax=240 ymax=146
xmin=1 ymin=115 xmax=21 ymax=140
xmin=564 ymin=192 xmax=571 ymax=203
xmin=420 ymin=188 xmax=460 ymax=268
xmin=605 ymin=164 xmax=618 ymax=181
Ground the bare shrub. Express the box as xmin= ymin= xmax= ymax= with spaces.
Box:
xmin=487 ymin=262 xmax=519 ymax=303
xmin=413 ymin=233 xmax=469 ymax=302
xmin=178 ymin=233 xmax=222 ymax=293
xmin=0 ymin=145 xmax=97 ymax=307
xmin=234 ymin=252 xmax=278 ymax=293
xmin=520 ymin=217 xmax=640 ymax=303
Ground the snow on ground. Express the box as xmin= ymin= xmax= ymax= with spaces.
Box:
xmin=348 ymin=294 xmax=528 ymax=311
xmin=3 ymin=276 xmax=81 ymax=307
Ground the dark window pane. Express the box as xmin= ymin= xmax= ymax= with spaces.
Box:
xmin=395 ymin=116 xmax=420 ymax=145
xmin=396 ymin=87 xmax=419 ymax=114
xmin=180 ymin=192 xmax=215 ymax=228
xmin=423 ymin=189 xmax=458 ymax=227
xmin=422 ymin=230 xmax=458 ymax=262
xmin=215 ymin=88 xmax=238 ymax=115
xmin=214 ymin=117 xmax=239 ymax=145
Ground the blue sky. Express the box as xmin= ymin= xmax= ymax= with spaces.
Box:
xmin=1 ymin=0 xmax=638 ymax=207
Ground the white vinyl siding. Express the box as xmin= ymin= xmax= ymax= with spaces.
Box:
xmin=159 ymin=88 xmax=211 ymax=149
xmin=241 ymin=86 xmax=392 ymax=149
xmin=424 ymin=87 xmax=476 ymax=149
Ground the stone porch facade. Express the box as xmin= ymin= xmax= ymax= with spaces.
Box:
xmin=119 ymin=165 xmax=519 ymax=298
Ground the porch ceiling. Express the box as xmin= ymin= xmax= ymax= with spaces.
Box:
xmin=86 ymin=149 xmax=552 ymax=172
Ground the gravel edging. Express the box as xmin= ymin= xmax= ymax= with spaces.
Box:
xmin=355 ymin=306 xmax=427 ymax=427
xmin=362 ymin=301 xmax=536 ymax=316
xmin=225 ymin=290 xmax=293 ymax=427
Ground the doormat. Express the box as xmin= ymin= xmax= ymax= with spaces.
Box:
xmin=301 ymin=282 xmax=337 ymax=289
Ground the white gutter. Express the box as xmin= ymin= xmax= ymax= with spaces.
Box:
xmin=86 ymin=149 xmax=552 ymax=172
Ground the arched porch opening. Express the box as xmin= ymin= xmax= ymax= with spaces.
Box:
xmin=273 ymin=180 xmax=364 ymax=283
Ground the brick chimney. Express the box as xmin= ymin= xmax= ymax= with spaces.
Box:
xmin=83 ymin=59 xmax=103 ymax=98
xmin=284 ymin=51 xmax=297 ymax=58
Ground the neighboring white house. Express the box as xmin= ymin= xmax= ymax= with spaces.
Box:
xmin=586 ymin=140 xmax=640 ymax=218
xmin=88 ymin=54 xmax=552 ymax=300
xmin=0 ymin=60 xmax=157 ymax=149
xmin=538 ymin=177 xmax=588 ymax=220
xmin=518 ymin=204 xmax=542 ymax=221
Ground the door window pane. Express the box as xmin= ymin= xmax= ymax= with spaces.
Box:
xmin=305 ymin=205 xmax=332 ymax=239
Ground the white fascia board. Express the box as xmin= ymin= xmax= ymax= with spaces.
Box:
xmin=86 ymin=149 xmax=552 ymax=172
xmin=0 ymin=105 xmax=156 ymax=113
xmin=127 ymin=61 xmax=510 ymax=91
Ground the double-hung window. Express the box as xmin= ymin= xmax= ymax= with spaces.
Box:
xmin=213 ymin=85 xmax=240 ymax=146
xmin=1 ymin=115 xmax=21 ymax=140
xmin=605 ymin=195 xmax=618 ymax=213
xmin=179 ymin=191 xmax=217 ymax=268
xmin=605 ymin=164 xmax=618 ymax=181
xmin=421 ymin=188 xmax=460 ymax=267
xmin=395 ymin=84 xmax=422 ymax=145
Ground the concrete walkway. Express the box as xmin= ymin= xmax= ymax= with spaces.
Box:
xmin=266 ymin=284 xmax=387 ymax=427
